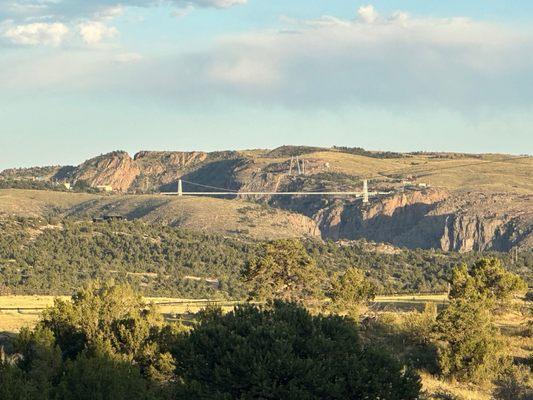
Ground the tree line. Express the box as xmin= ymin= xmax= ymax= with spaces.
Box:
xmin=0 ymin=217 xmax=530 ymax=299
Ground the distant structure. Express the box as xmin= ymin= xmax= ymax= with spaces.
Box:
xmin=169 ymin=178 xmax=388 ymax=201
xmin=96 ymin=185 xmax=113 ymax=192
xmin=289 ymin=156 xmax=306 ymax=175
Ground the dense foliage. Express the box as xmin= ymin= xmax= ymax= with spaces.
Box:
xmin=244 ymin=239 xmax=324 ymax=303
xmin=434 ymin=297 xmax=504 ymax=382
xmin=0 ymin=217 xmax=530 ymax=298
xmin=449 ymin=258 xmax=527 ymax=303
xmin=434 ymin=258 xmax=526 ymax=383
xmin=0 ymin=282 xmax=421 ymax=399
xmin=327 ymin=267 xmax=377 ymax=318
xmin=175 ymin=301 xmax=421 ymax=399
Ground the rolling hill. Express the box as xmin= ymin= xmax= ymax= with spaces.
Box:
xmin=0 ymin=189 xmax=318 ymax=240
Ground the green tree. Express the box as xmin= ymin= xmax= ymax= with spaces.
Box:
xmin=328 ymin=267 xmax=376 ymax=318
xmin=434 ymin=297 xmax=505 ymax=382
xmin=14 ymin=326 xmax=63 ymax=400
xmin=173 ymin=301 xmax=421 ymax=399
xmin=38 ymin=280 xmax=176 ymax=381
xmin=243 ymin=239 xmax=324 ymax=304
xmin=450 ymin=258 xmax=527 ymax=304
xmin=55 ymin=353 xmax=155 ymax=400
xmin=433 ymin=258 xmax=524 ymax=383
xmin=0 ymin=362 xmax=33 ymax=400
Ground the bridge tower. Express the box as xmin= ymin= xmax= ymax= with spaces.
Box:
xmin=362 ymin=179 xmax=369 ymax=203
xmin=178 ymin=179 xmax=183 ymax=197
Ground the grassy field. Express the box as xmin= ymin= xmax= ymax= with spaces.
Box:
xmin=298 ymin=151 xmax=533 ymax=194
xmin=0 ymin=294 xmax=449 ymax=333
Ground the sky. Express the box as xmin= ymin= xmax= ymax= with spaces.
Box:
xmin=1 ymin=1 xmax=533 ymax=169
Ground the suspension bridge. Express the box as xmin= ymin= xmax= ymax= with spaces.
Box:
xmin=162 ymin=179 xmax=390 ymax=203
xmin=161 ymin=155 xmax=530 ymax=202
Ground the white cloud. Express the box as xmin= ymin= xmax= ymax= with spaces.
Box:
xmin=3 ymin=22 xmax=68 ymax=45
xmin=357 ymin=5 xmax=378 ymax=24
xmin=182 ymin=7 xmax=533 ymax=109
xmin=78 ymin=21 xmax=118 ymax=45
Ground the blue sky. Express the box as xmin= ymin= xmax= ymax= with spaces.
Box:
xmin=1 ymin=1 xmax=532 ymax=169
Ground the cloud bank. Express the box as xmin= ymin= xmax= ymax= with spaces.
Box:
xmin=1 ymin=5 xmax=533 ymax=112
xmin=0 ymin=0 xmax=247 ymax=45
xmin=0 ymin=0 xmax=246 ymax=22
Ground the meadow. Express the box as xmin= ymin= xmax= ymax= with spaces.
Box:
xmin=0 ymin=293 xmax=448 ymax=333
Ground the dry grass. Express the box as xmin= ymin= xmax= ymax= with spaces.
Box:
xmin=421 ymin=372 xmax=493 ymax=400
xmin=0 ymin=189 xmax=319 ymax=240
xmin=0 ymin=189 xmax=97 ymax=217
xmin=0 ymin=294 xmax=448 ymax=333
xmin=297 ymin=151 xmax=533 ymax=194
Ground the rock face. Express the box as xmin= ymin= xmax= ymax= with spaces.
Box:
xmin=73 ymin=151 xmax=140 ymax=192
xmin=434 ymin=193 xmax=533 ymax=252
xmin=297 ymin=190 xmax=532 ymax=252
xmin=65 ymin=150 xmax=244 ymax=193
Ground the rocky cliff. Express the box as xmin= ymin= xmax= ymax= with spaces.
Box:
xmin=72 ymin=151 xmax=140 ymax=192
xmin=282 ymin=189 xmax=532 ymax=252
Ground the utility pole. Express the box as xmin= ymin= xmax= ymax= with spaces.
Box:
xmin=178 ymin=179 xmax=183 ymax=197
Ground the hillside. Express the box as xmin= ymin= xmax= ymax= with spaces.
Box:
xmin=0 ymin=189 xmax=318 ymax=240
xmin=1 ymin=146 xmax=531 ymax=251
xmin=0 ymin=217 xmax=529 ymax=298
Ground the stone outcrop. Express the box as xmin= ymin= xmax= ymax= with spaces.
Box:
xmin=72 ymin=151 xmax=140 ymax=192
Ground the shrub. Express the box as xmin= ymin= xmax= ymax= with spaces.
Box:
xmin=328 ymin=267 xmax=376 ymax=318
xmin=173 ymin=301 xmax=421 ymax=399
xmin=450 ymin=259 xmax=527 ymax=305
xmin=434 ymin=298 xmax=506 ymax=383
xmin=493 ymin=365 xmax=533 ymax=400
xmin=243 ymin=239 xmax=324 ymax=304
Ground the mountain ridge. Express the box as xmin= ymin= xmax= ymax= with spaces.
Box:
xmin=1 ymin=146 xmax=531 ymax=252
